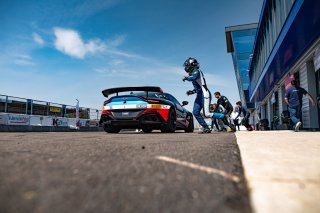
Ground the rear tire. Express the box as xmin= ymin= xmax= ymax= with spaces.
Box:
xmin=185 ymin=113 xmax=194 ymax=133
xmin=103 ymin=125 xmax=121 ymax=133
xmin=161 ymin=109 xmax=176 ymax=133
xmin=142 ymin=127 xmax=152 ymax=133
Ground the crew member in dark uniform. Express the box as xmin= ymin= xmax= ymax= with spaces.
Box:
xmin=214 ymin=92 xmax=233 ymax=115
xmin=214 ymin=92 xmax=235 ymax=131
xmin=285 ymin=80 xmax=315 ymax=131
xmin=235 ymin=101 xmax=252 ymax=131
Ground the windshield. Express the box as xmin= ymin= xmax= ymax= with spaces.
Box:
xmin=132 ymin=91 xmax=163 ymax=98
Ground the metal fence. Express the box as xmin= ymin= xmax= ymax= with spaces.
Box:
xmin=0 ymin=94 xmax=101 ymax=120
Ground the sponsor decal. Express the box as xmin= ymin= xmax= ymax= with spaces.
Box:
xmin=0 ymin=114 xmax=8 ymax=125
xmin=8 ymin=114 xmax=29 ymax=125
xmin=52 ymin=118 xmax=68 ymax=126
xmin=79 ymin=120 xmax=90 ymax=127
xmin=50 ymin=107 xmax=61 ymax=113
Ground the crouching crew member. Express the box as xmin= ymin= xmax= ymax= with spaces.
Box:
xmin=235 ymin=101 xmax=252 ymax=131
xmin=214 ymin=92 xmax=235 ymax=131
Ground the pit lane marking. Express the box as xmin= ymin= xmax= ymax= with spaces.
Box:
xmin=156 ymin=156 xmax=240 ymax=183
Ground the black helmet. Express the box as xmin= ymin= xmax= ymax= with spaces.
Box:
xmin=183 ymin=57 xmax=199 ymax=73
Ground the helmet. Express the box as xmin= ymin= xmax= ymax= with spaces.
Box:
xmin=183 ymin=57 xmax=199 ymax=73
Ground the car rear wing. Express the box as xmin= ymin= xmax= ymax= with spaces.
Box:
xmin=102 ymin=86 xmax=163 ymax=98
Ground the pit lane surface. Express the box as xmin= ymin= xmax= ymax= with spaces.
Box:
xmin=0 ymin=132 xmax=251 ymax=213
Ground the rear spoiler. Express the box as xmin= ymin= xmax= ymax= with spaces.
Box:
xmin=102 ymin=86 xmax=163 ymax=97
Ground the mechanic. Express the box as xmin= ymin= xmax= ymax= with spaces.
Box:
xmin=235 ymin=101 xmax=252 ymax=131
xmin=233 ymin=107 xmax=241 ymax=131
xmin=285 ymin=80 xmax=316 ymax=131
xmin=210 ymin=103 xmax=224 ymax=131
xmin=183 ymin=57 xmax=212 ymax=134
xmin=214 ymin=91 xmax=235 ymax=131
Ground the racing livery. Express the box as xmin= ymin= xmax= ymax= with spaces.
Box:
xmin=99 ymin=86 xmax=194 ymax=133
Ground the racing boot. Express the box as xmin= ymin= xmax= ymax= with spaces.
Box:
xmin=198 ymin=128 xmax=212 ymax=134
xmin=227 ymin=125 xmax=236 ymax=132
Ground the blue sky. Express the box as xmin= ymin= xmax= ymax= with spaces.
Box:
xmin=0 ymin=0 xmax=263 ymax=111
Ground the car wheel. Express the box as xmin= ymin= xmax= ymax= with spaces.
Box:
xmin=161 ymin=109 xmax=176 ymax=133
xmin=185 ymin=113 xmax=194 ymax=133
xmin=103 ymin=124 xmax=121 ymax=133
xmin=142 ymin=127 xmax=152 ymax=133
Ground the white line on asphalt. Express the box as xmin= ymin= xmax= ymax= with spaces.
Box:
xmin=156 ymin=156 xmax=240 ymax=183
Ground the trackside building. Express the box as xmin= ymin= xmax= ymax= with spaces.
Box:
xmin=225 ymin=23 xmax=258 ymax=120
xmin=228 ymin=0 xmax=320 ymax=130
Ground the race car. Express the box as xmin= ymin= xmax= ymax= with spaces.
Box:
xmin=99 ymin=86 xmax=194 ymax=133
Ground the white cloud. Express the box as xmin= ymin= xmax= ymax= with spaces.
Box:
xmin=110 ymin=59 xmax=124 ymax=66
xmin=52 ymin=27 xmax=149 ymax=61
xmin=74 ymin=0 xmax=126 ymax=17
xmin=14 ymin=54 xmax=35 ymax=66
xmin=106 ymin=49 xmax=146 ymax=60
xmin=53 ymin=27 xmax=106 ymax=59
xmin=32 ymin=32 xmax=44 ymax=45
xmin=107 ymin=35 xmax=126 ymax=47
xmin=94 ymin=68 xmax=140 ymax=79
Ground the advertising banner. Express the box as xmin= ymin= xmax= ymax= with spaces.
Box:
xmin=0 ymin=113 xmax=8 ymax=125
xmin=42 ymin=117 xmax=54 ymax=126
xmin=68 ymin=118 xmax=77 ymax=127
xmin=29 ymin=116 xmax=53 ymax=126
xmin=50 ymin=107 xmax=61 ymax=113
xmin=271 ymin=93 xmax=276 ymax=104
xmin=30 ymin=116 xmax=42 ymax=126
xmin=1 ymin=113 xmax=98 ymax=128
xmin=314 ymin=46 xmax=320 ymax=71
xmin=7 ymin=114 xmax=30 ymax=125
xmin=52 ymin=117 xmax=68 ymax=126
xmin=76 ymin=100 xmax=79 ymax=119
xmin=79 ymin=119 xmax=90 ymax=127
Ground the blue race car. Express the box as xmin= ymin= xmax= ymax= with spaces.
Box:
xmin=99 ymin=86 xmax=194 ymax=133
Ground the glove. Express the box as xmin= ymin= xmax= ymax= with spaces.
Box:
xmin=186 ymin=90 xmax=196 ymax=96
xmin=182 ymin=76 xmax=188 ymax=82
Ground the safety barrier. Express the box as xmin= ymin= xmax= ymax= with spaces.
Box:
xmin=0 ymin=94 xmax=103 ymax=132
xmin=0 ymin=113 xmax=102 ymax=132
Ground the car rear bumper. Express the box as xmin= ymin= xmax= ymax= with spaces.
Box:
xmin=100 ymin=113 xmax=165 ymax=129
xmin=104 ymin=120 xmax=163 ymax=127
